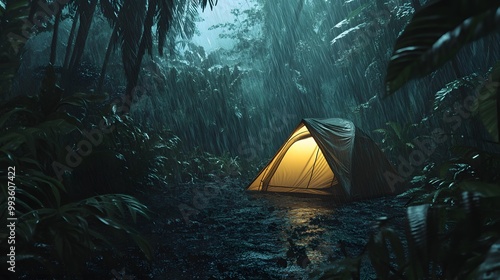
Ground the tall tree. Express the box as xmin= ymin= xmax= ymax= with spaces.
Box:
xmin=122 ymin=0 xmax=216 ymax=106
xmin=65 ymin=0 xmax=98 ymax=92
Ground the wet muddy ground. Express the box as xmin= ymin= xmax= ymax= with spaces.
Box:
xmin=103 ymin=178 xmax=408 ymax=280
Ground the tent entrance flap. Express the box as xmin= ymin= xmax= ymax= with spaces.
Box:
xmin=264 ymin=131 xmax=336 ymax=194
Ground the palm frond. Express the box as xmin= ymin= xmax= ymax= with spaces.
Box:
xmin=99 ymin=0 xmax=121 ymax=23
xmin=157 ymin=0 xmax=175 ymax=56
xmin=385 ymin=0 xmax=500 ymax=94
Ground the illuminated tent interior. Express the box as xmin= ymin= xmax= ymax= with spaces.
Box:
xmin=247 ymin=118 xmax=397 ymax=199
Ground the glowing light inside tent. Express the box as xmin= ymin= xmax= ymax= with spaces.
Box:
xmin=268 ymin=136 xmax=335 ymax=190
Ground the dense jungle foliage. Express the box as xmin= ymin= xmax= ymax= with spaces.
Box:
xmin=0 ymin=0 xmax=500 ymax=279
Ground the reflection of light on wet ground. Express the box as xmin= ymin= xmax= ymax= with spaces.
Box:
xmin=287 ymin=207 xmax=334 ymax=228
xmin=256 ymin=193 xmax=339 ymax=264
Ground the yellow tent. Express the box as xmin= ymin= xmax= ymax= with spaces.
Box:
xmin=247 ymin=118 xmax=396 ymax=199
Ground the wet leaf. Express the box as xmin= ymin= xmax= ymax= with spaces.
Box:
xmin=407 ymin=204 xmax=429 ymax=249
xmin=472 ymin=62 xmax=500 ymax=142
xmin=386 ymin=0 xmax=500 ymax=94
xmin=477 ymin=240 xmax=500 ymax=279
xmin=367 ymin=232 xmax=390 ymax=279
xmin=131 ymin=233 xmax=153 ymax=260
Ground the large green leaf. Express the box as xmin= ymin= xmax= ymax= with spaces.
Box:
xmin=0 ymin=119 xmax=79 ymax=156
xmin=0 ymin=107 xmax=34 ymax=128
xmin=477 ymin=240 xmax=500 ymax=279
xmin=385 ymin=0 xmax=500 ymax=95
xmin=407 ymin=204 xmax=429 ymax=251
xmin=367 ymin=231 xmax=391 ymax=279
xmin=473 ymin=62 xmax=500 ymax=142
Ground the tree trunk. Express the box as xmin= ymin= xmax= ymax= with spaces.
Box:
xmin=124 ymin=0 xmax=156 ymax=106
xmin=63 ymin=10 xmax=79 ymax=72
xmin=49 ymin=9 xmax=62 ymax=66
xmin=67 ymin=0 xmax=98 ymax=86
xmin=96 ymin=24 xmax=119 ymax=93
